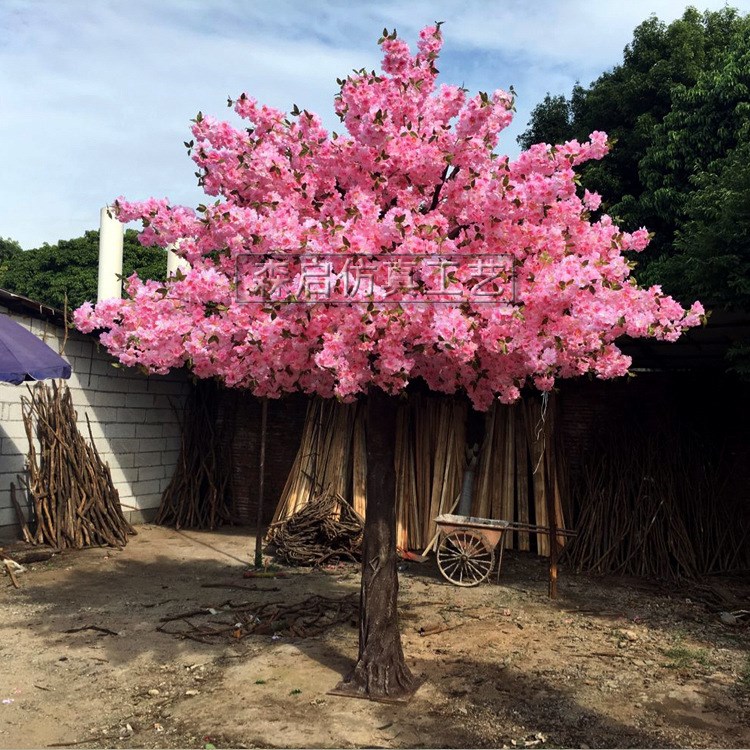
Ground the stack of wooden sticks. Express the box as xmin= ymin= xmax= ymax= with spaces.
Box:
xmin=565 ymin=424 xmax=748 ymax=579
xmin=19 ymin=381 xmax=135 ymax=549
xmin=155 ymin=380 xmax=233 ymax=529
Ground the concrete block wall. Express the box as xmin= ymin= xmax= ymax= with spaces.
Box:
xmin=0 ymin=306 xmax=190 ymax=540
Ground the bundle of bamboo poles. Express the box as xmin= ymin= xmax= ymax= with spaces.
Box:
xmin=472 ymin=403 xmax=517 ymax=539
xmin=396 ymin=395 xmax=467 ymax=553
xmin=526 ymin=396 xmax=568 ymax=553
xmin=271 ymin=398 xmax=358 ymax=524
xmin=394 ymin=402 xmax=417 ymax=550
xmin=471 ymin=396 xmax=567 ymax=555
xmin=20 ymin=381 xmax=135 ymax=549
xmin=156 ymin=380 xmax=233 ymax=529
xmin=269 ymin=394 xmax=466 ymax=552
xmin=564 ymin=424 xmax=749 ymax=579
xmin=352 ymin=405 xmax=367 ymax=519
xmin=270 ymin=392 xmax=567 ymax=557
xmin=408 ymin=394 xmax=468 ymax=553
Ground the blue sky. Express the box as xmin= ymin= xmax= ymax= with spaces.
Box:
xmin=2 ymin=0 xmax=749 ymax=249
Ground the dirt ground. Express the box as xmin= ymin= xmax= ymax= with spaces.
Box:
xmin=1 ymin=525 xmax=749 ymax=749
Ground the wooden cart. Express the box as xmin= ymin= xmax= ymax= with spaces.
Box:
xmin=434 ymin=514 xmax=510 ymax=587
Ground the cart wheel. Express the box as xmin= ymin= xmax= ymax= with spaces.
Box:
xmin=437 ymin=530 xmax=495 ymax=587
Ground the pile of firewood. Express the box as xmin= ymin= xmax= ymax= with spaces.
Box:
xmin=266 ymin=491 xmax=363 ymax=566
xmin=20 ymin=381 xmax=135 ymax=549
xmin=156 ymin=380 xmax=233 ymax=529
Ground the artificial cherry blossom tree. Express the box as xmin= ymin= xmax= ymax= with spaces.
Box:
xmin=76 ymin=25 xmax=704 ymax=700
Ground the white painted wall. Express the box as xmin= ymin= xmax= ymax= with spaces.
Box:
xmin=0 ymin=305 xmax=190 ymax=540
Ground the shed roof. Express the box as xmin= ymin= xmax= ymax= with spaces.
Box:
xmin=0 ymin=288 xmax=66 ymax=327
xmin=620 ymin=310 xmax=750 ymax=371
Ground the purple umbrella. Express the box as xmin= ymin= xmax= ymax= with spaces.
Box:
xmin=0 ymin=314 xmax=71 ymax=384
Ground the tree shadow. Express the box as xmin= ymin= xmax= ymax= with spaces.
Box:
xmin=0 ymin=527 xmax=359 ymax=671
xmin=437 ymin=546 xmax=749 ymax=645
xmin=1 ymin=527 xmax=748 ymax=748
xmin=0 ymin=420 xmax=27 ymax=539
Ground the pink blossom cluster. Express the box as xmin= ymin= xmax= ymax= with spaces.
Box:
xmin=75 ymin=25 xmax=704 ymax=411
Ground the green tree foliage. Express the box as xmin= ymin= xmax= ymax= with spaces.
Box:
xmin=518 ymin=6 xmax=750 ymax=298
xmin=648 ymin=142 xmax=750 ymax=310
xmin=0 ymin=237 xmax=21 ymax=278
xmin=0 ymin=230 xmax=166 ymax=310
xmin=638 ymin=23 xmax=750 ymax=286
xmin=518 ymin=94 xmax=572 ymax=151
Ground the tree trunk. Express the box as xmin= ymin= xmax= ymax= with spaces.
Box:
xmin=333 ymin=389 xmax=419 ymax=702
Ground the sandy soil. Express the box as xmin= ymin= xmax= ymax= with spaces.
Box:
xmin=1 ymin=525 xmax=748 ymax=749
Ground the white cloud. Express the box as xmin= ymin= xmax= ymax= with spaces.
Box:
xmin=1 ymin=0 xmax=748 ymax=248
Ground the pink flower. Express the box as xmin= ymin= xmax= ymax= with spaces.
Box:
xmin=74 ymin=24 xmax=703 ymax=411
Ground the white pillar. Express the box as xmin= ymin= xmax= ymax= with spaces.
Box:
xmin=97 ymin=206 xmax=124 ymax=301
xmin=166 ymin=240 xmax=191 ymax=277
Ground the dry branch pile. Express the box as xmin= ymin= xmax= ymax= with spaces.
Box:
xmin=266 ymin=492 xmax=363 ymax=566
xmin=157 ymin=593 xmax=358 ymax=643
xmin=564 ymin=425 xmax=749 ymax=579
xmin=156 ymin=380 xmax=233 ymax=529
xmin=20 ymin=381 xmax=135 ymax=549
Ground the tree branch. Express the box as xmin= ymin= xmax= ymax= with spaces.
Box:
xmin=423 ymin=165 xmax=460 ymax=215
xmin=425 ymin=166 xmax=450 ymax=214
xmin=379 ymin=197 xmax=398 ymax=220
xmin=448 ymin=224 xmax=467 ymax=240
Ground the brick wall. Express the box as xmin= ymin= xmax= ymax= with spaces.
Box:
xmin=0 ymin=306 xmax=190 ymax=541
xmin=557 ymin=370 xmax=750 ymax=512
xmin=218 ymin=391 xmax=308 ymax=525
